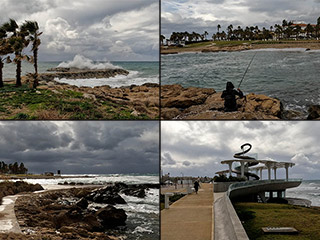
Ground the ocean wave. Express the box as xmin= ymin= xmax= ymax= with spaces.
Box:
xmin=132 ymin=226 xmax=153 ymax=234
xmin=58 ymin=55 xmax=120 ymax=69
xmin=54 ymin=70 xmax=159 ymax=88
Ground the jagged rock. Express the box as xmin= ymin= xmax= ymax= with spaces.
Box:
xmin=96 ymin=205 xmax=127 ymax=228
xmin=87 ymin=186 xmax=126 ymax=205
xmin=307 ymin=105 xmax=320 ymax=120
xmin=83 ymin=93 xmax=96 ymax=101
xmin=76 ymin=198 xmax=89 ymax=209
xmin=161 ymin=107 xmax=181 ymax=119
xmin=0 ymin=181 xmax=44 ymax=201
xmin=161 ymin=84 xmax=283 ymax=119
xmin=121 ymin=188 xmax=146 ymax=198
xmin=161 ymin=84 xmax=215 ymax=108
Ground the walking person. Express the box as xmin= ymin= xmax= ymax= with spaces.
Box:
xmin=194 ymin=180 xmax=200 ymax=194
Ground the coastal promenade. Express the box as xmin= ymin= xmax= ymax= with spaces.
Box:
xmin=161 ymin=183 xmax=214 ymax=240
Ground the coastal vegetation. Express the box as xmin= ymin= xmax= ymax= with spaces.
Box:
xmin=0 ymin=19 xmax=41 ymax=88
xmin=0 ymin=83 xmax=151 ymax=119
xmin=235 ymin=202 xmax=320 ymax=239
xmin=0 ymin=161 xmax=27 ymax=174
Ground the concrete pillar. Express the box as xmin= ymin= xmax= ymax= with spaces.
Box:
xmin=186 ymin=186 xmax=192 ymax=194
xmin=240 ymin=161 xmax=245 ymax=178
xmin=228 ymin=162 xmax=233 ymax=177
xmin=285 ymin=164 xmax=289 ymax=181
xmin=259 ymin=168 xmax=263 ymax=179
xmin=267 ymin=165 xmax=271 ymax=180
xmin=165 ymin=193 xmax=174 ymax=209
xmin=273 ymin=167 xmax=277 ymax=180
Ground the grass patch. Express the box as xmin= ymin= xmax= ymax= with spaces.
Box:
xmin=234 ymin=202 xmax=320 ymax=240
xmin=0 ymin=85 xmax=152 ymax=119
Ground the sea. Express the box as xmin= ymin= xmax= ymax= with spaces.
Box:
xmin=161 ymin=48 xmax=320 ymax=117
xmin=9 ymin=174 xmax=159 ymax=240
xmin=286 ymin=180 xmax=320 ymax=207
xmin=2 ymin=56 xmax=159 ymax=88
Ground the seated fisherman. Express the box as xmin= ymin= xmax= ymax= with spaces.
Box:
xmin=221 ymin=81 xmax=244 ymax=112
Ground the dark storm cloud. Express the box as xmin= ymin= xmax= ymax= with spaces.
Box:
xmin=0 ymin=0 xmax=158 ymax=61
xmin=161 ymin=121 xmax=320 ymax=180
xmin=162 ymin=152 xmax=176 ymax=165
xmin=0 ymin=121 xmax=159 ymax=174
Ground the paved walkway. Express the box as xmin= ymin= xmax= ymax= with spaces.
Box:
xmin=161 ymin=183 xmax=214 ymax=240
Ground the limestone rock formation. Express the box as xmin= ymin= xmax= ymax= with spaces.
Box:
xmin=161 ymin=85 xmax=283 ymax=120
xmin=307 ymin=105 xmax=320 ymax=120
xmin=36 ymin=68 xmax=129 ymax=82
xmin=0 ymin=181 xmax=43 ymax=201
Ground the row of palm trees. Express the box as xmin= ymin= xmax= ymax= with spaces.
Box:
xmin=213 ymin=18 xmax=320 ymax=41
xmin=0 ymin=19 xmax=42 ymax=88
xmin=162 ymin=31 xmax=209 ymax=45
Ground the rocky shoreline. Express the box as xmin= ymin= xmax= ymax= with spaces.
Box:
xmin=37 ymin=67 xmax=129 ymax=82
xmin=0 ymin=181 xmax=43 ymax=202
xmin=161 ymin=84 xmax=319 ymax=120
xmin=13 ymin=182 xmax=159 ymax=240
xmin=161 ymin=41 xmax=320 ymax=55
xmin=0 ymin=67 xmax=160 ymax=119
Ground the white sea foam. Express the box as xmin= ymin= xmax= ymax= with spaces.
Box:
xmin=57 ymin=54 xmax=119 ymax=69
xmin=0 ymin=174 xmax=158 ymax=185
xmin=54 ymin=71 xmax=159 ymax=88
xmin=132 ymin=226 xmax=153 ymax=234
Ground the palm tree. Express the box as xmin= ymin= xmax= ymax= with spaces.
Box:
xmin=294 ymin=25 xmax=301 ymax=39
xmin=160 ymin=35 xmax=165 ymax=45
xmin=2 ymin=19 xmax=30 ymax=87
xmin=204 ymin=31 xmax=208 ymax=40
xmin=2 ymin=19 xmax=18 ymax=36
xmin=227 ymin=24 xmax=233 ymax=40
xmin=0 ymin=27 xmax=12 ymax=87
xmin=217 ymin=24 xmax=221 ymax=33
xmin=21 ymin=21 xmax=42 ymax=88
xmin=305 ymin=24 xmax=314 ymax=39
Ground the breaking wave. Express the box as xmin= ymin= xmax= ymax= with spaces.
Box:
xmin=57 ymin=54 xmax=120 ymax=69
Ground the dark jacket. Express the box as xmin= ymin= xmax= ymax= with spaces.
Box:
xmin=221 ymin=89 xmax=244 ymax=111
xmin=221 ymin=82 xmax=244 ymax=111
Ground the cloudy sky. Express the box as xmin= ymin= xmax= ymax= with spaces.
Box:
xmin=0 ymin=0 xmax=159 ymax=61
xmin=162 ymin=121 xmax=320 ymax=180
xmin=162 ymin=0 xmax=320 ymax=38
xmin=0 ymin=121 xmax=159 ymax=174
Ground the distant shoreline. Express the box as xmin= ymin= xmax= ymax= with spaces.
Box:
xmin=161 ymin=40 xmax=320 ymax=54
xmin=0 ymin=174 xmax=94 ymax=180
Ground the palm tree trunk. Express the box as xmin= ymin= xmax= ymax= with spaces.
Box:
xmin=16 ymin=59 xmax=21 ymax=87
xmin=33 ymin=47 xmax=38 ymax=88
xmin=0 ymin=61 xmax=3 ymax=88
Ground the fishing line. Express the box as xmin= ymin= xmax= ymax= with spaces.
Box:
xmin=238 ymin=52 xmax=257 ymax=88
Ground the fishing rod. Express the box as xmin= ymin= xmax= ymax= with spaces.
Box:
xmin=238 ymin=52 xmax=257 ymax=89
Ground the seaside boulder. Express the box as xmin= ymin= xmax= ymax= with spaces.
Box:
xmin=161 ymin=84 xmax=283 ymax=120
xmin=96 ymin=205 xmax=127 ymax=228
xmin=76 ymin=198 xmax=89 ymax=209
xmin=121 ymin=188 xmax=146 ymax=198
xmin=307 ymin=105 xmax=320 ymax=120
xmin=87 ymin=186 xmax=126 ymax=205
xmin=161 ymin=85 xmax=216 ymax=109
